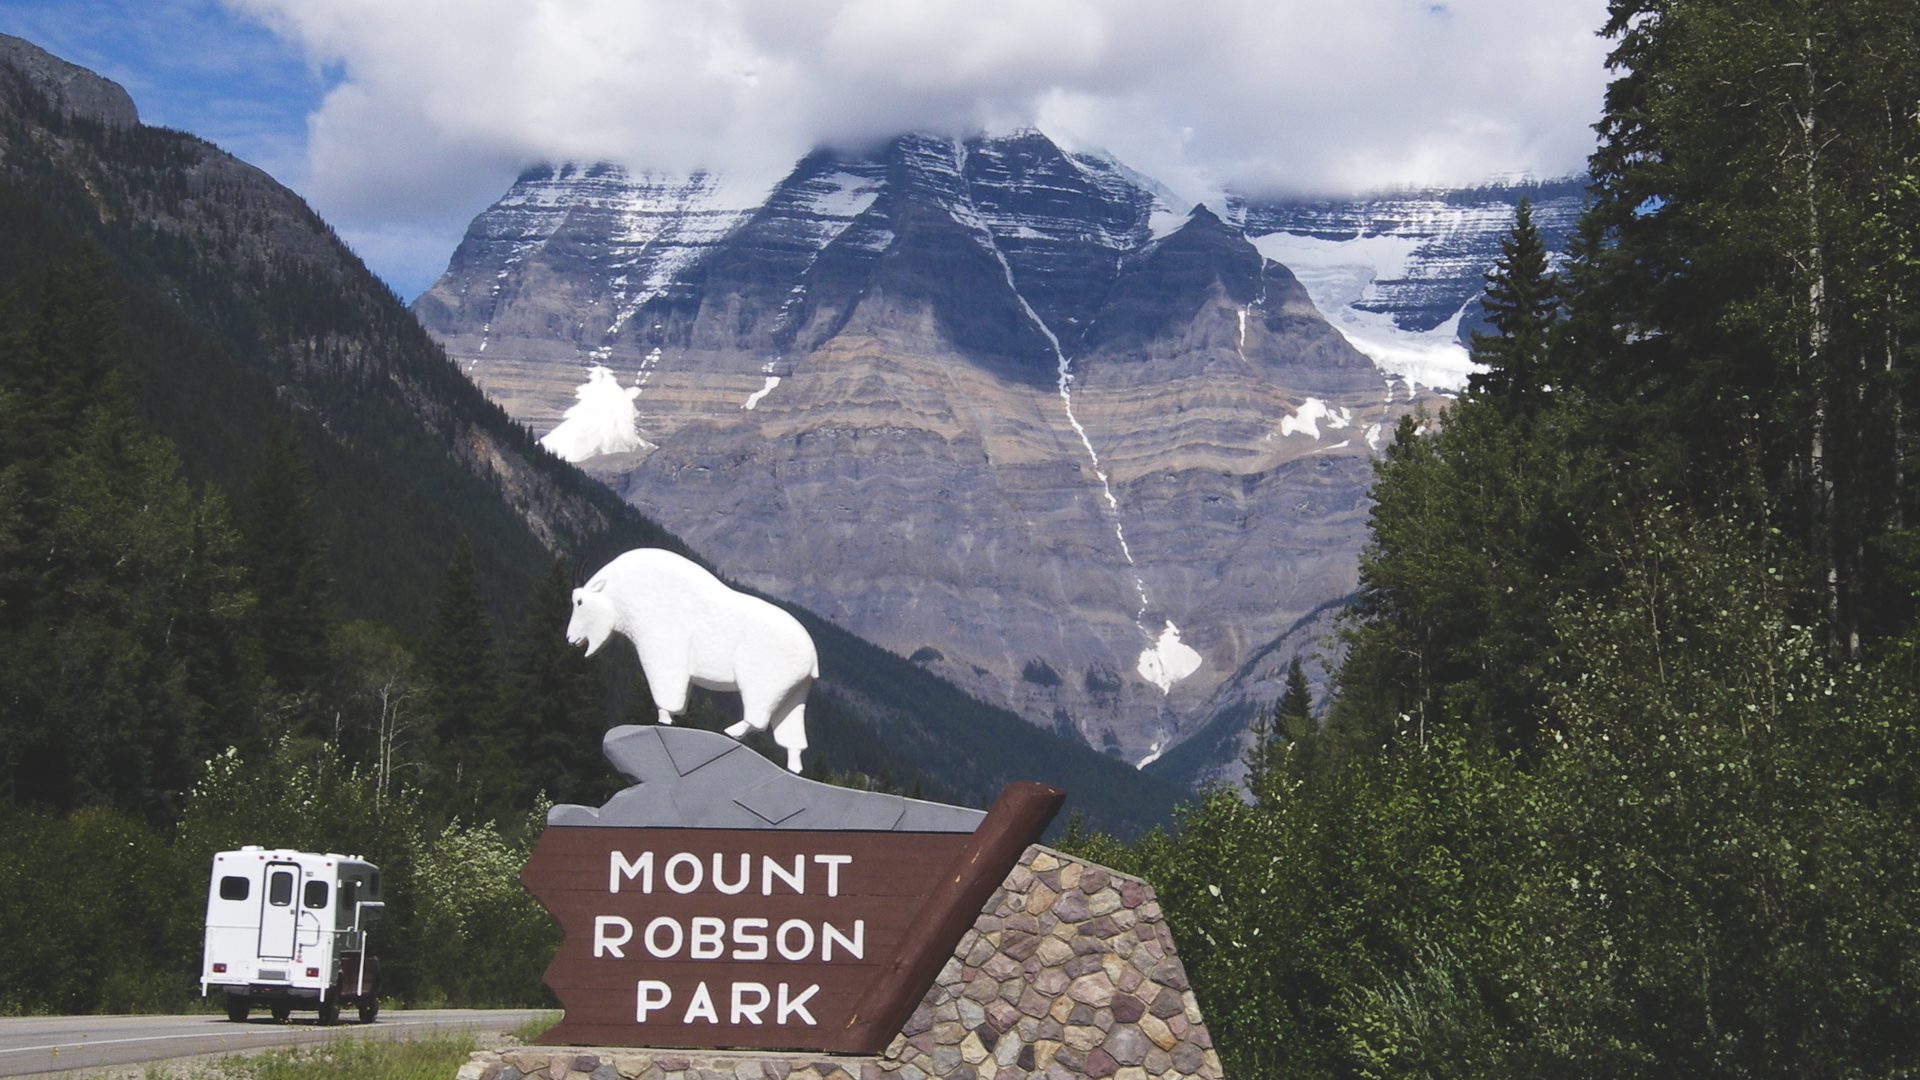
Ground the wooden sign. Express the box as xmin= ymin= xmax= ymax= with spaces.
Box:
xmin=521 ymin=782 xmax=1063 ymax=1052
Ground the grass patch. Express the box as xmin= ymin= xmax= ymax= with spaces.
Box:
xmin=506 ymin=1013 xmax=561 ymax=1044
xmin=148 ymin=1031 xmax=477 ymax=1080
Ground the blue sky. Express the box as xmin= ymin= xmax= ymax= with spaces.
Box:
xmin=0 ymin=0 xmax=478 ymax=299
xmin=0 ymin=1 xmax=324 ymax=185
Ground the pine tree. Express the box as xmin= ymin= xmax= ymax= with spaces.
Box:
xmin=418 ymin=535 xmax=502 ymax=806
xmin=1468 ymin=198 xmax=1558 ymax=413
xmin=238 ymin=429 xmax=332 ymax=697
xmin=500 ymin=557 xmax=608 ymax=807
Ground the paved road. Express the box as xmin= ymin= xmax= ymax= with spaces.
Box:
xmin=0 ymin=1009 xmax=546 ymax=1078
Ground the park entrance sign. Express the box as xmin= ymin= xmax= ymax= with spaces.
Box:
xmin=520 ymin=724 xmax=1062 ymax=1052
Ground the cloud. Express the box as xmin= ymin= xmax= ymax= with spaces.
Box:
xmin=231 ymin=0 xmax=1610 ymax=268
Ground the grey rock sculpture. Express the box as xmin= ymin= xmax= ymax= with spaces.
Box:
xmin=547 ymin=725 xmax=985 ymax=832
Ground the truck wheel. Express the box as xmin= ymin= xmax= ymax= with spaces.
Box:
xmin=270 ymin=1003 xmax=291 ymax=1022
xmin=357 ymin=999 xmax=379 ymax=1024
xmin=225 ymin=995 xmax=250 ymax=1022
xmin=317 ymin=1000 xmax=340 ymax=1026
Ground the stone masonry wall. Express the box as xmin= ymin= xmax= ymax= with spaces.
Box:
xmin=457 ymin=845 xmax=1223 ymax=1080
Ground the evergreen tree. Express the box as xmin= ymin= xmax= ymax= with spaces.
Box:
xmin=238 ymin=428 xmax=332 ymax=698
xmin=418 ymin=536 xmax=502 ymax=807
xmin=1576 ymin=0 xmax=1920 ymax=653
xmin=0 ymin=260 xmax=255 ymax=822
xmin=1277 ymin=656 xmax=1312 ymax=732
xmin=500 ymin=558 xmax=609 ymax=807
xmin=1468 ymin=198 xmax=1558 ymax=413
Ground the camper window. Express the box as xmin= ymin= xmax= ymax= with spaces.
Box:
xmin=268 ymin=870 xmax=294 ymax=906
xmin=303 ymin=881 xmax=329 ymax=909
xmin=219 ymin=876 xmax=249 ymax=901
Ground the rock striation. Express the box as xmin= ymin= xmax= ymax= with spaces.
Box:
xmin=416 ymin=131 xmax=1570 ymax=776
xmin=458 ymin=846 xmax=1218 ymax=1080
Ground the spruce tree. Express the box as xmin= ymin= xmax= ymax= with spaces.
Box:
xmin=500 ymin=557 xmax=608 ymax=807
xmin=1276 ymin=656 xmax=1313 ymax=735
xmin=418 ymin=535 xmax=502 ymax=806
xmin=238 ymin=429 xmax=332 ymax=697
xmin=1468 ymin=198 xmax=1557 ymax=413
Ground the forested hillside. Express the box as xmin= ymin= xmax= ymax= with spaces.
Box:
xmin=0 ymin=37 xmax=1179 ymax=1015
xmin=1063 ymin=2 xmax=1920 ymax=1076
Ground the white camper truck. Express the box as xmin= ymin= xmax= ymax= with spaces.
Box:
xmin=201 ymin=847 xmax=384 ymax=1024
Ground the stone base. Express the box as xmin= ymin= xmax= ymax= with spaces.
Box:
xmin=466 ymin=846 xmax=1223 ymax=1080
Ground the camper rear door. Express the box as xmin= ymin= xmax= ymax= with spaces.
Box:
xmin=259 ymin=862 xmax=299 ymax=959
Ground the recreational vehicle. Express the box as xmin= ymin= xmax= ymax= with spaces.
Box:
xmin=201 ymin=847 xmax=384 ymax=1024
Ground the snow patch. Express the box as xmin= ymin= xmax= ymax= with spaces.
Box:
xmin=801 ymin=171 xmax=883 ymax=220
xmin=743 ymin=376 xmax=781 ymax=410
xmin=1147 ymin=209 xmax=1189 ymax=241
xmin=1251 ymin=231 xmax=1483 ymax=390
xmin=539 ymin=365 xmax=650 ymax=462
xmin=1280 ymin=398 xmax=1350 ymax=439
xmin=1136 ymin=621 xmax=1202 ymax=693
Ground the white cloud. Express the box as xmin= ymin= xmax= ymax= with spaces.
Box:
xmin=229 ymin=0 xmax=1610 ymax=282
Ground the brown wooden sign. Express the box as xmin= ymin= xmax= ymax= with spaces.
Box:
xmin=521 ymin=782 xmax=1063 ymax=1052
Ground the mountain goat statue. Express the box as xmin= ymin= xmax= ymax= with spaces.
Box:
xmin=567 ymin=549 xmax=817 ymax=772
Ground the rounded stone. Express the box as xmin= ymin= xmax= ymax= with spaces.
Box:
xmin=1052 ymin=890 xmax=1092 ymax=923
xmin=1068 ymin=972 xmax=1115 ymax=1007
xmin=1083 ymin=1048 xmax=1118 ymax=1079
xmin=1102 ymin=1026 xmax=1149 ymax=1066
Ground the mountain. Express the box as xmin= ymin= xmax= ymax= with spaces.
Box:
xmin=0 ymin=36 xmax=1182 ymax=834
xmin=417 ymin=133 xmax=1579 ymax=782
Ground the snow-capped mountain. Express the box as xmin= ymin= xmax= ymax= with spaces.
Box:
xmin=414 ymin=132 xmax=1578 ymax=782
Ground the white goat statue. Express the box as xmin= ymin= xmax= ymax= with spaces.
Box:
xmin=566 ymin=549 xmax=818 ymax=772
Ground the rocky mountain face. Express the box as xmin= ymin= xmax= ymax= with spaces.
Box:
xmin=416 ymin=133 xmax=1584 ymax=782
xmin=0 ymin=37 xmax=1182 ymax=831
xmin=422 ymin=134 xmax=1419 ymax=773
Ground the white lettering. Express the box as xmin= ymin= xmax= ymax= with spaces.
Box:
xmin=635 ymin=980 xmax=672 ymax=1022
xmin=732 ymin=918 xmax=768 ymax=960
xmin=813 ymin=854 xmax=852 ymax=896
xmin=664 ymin=852 xmax=703 ymax=894
xmin=644 ymin=916 xmax=683 ymax=958
xmin=775 ymin=919 xmax=814 ymax=961
xmin=593 ymin=916 xmax=633 ymax=958
xmin=683 ymin=981 xmax=718 ymax=1024
xmin=689 ymin=916 xmax=725 ymax=959
xmin=778 ymin=982 xmax=820 ymax=1025
xmin=712 ymin=853 xmax=750 ymax=895
xmin=731 ymin=982 xmax=770 ymax=1025
xmin=822 ymin=919 xmax=864 ymax=961
xmin=762 ymin=854 xmax=804 ymax=895
xmin=610 ymin=851 xmax=653 ymax=894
